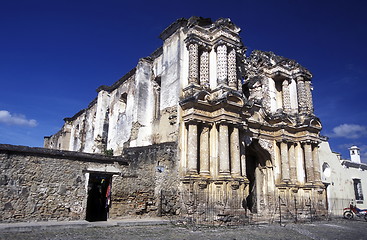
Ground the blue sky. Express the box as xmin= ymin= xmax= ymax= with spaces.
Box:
xmin=0 ymin=0 xmax=366 ymax=162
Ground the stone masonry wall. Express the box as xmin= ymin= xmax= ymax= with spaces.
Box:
xmin=0 ymin=144 xmax=127 ymax=223
xmin=109 ymin=142 xmax=179 ymax=218
xmin=0 ymin=143 xmax=179 ymax=223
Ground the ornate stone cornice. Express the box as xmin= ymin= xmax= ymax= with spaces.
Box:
xmin=245 ymin=120 xmax=323 ymax=142
xmin=184 ymin=34 xmax=211 ymax=50
xmin=182 ymin=17 xmax=243 ymax=53
xmin=263 ymin=66 xmax=292 ymax=79
xmin=213 ymin=36 xmax=243 ymax=51
xmin=293 ymin=70 xmax=312 ymax=80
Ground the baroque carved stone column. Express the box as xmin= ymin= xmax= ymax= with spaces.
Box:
xmin=262 ymin=77 xmax=272 ymax=113
xmin=216 ymin=44 xmax=228 ymax=86
xmin=296 ymin=76 xmax=307 ymax=113
xmin=228 ymin=48 xmax=237 ymax=90
xmin=304 ymin=80 xmax=314 ymax=113
xmin=218 ymin=123 xmax=230 ymax=175
xmin=199 ymin=125 xmax=210 ymax=175
xmin=187 ymin=123 xmax=198 ymax=174
xmin=312 ymin=143 xmax=322 ymax=183
xmin=280 ymin=141 xmax=290 ymax=183
xmin=282 ymin=80 xmax=291 ymax=113
xmin=199 ymin=49 xmax=210 ymax=88
xmin=230 ymin=127 xmax=241 ymax=177
xmin=188 ymin=43 xmax=199 ymax=85
xmin=288 ymin=142 xmax=297 ymax=184
xmin=303 ymin=142 xmax=314 ymax=183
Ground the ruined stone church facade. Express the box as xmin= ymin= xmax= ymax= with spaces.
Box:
xmin=45 ymin=17 xmax=326 ymax=217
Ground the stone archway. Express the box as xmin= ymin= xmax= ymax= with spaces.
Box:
xmin=245 ymin=139 xmax=274 ymax=214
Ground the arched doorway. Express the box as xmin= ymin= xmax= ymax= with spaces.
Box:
xmin=245 ymin=140 xmax=274 ymax=214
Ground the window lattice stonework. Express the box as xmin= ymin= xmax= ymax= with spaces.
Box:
xmin=227 ymin=48 xmax=237 ymax=89
xmin=282 ymin=80 xmax=291 ymax=113
xmin=216 ymin=45 xmax=228 ymax=85
xmin=199 ymin=50 xmax=210 ymax=86
xmin=188 ymin=43 xmax=199 ymax=84
xmin=296 ymin=77 xmax=307 ymax=113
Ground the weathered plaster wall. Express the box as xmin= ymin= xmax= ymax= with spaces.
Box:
xmin=319 ymin=142 xmax=367 ymax=210
xmin=44 ymin=39 xmax=182 ymax=154
xmin=160 ymin=30 xmax=183 ymax=110
xmin=44 ymin=123 xmax=72 ymax=151
xmin=130 ymin=59 xmax=155 ymax=147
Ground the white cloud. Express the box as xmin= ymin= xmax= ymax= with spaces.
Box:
xmin=0 ymin=110 xmax=38 ymax=127
xmin=330 ymin=124 xmax=367 ymax=139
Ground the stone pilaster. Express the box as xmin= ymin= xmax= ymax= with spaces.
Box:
xmin=240 ymin=139 xmax=247 ymax=178
xmin=199 ymin=50 xmax=210 ymax=88
xmin=228 ymin=48 xmax=237 ymax=90
xmin=312 ymin=143 xmax=322 ymax=183
xmin=288 ymin=142 xmax=297 ymax=184
xmin=274 ymin=141 xmax=282 ymax=184
xmin=290 ymin=78 xmax=299 ymax=113
xmin=240 ymin=154 xmax=247 ymax=178
xmin=93 ymin=90 xmax=110 ymax=153
xmin=188 ymin=43 xmax=199 ymax=85
xmin=199 ymin=125 xmax=210 ymax=175
xmin=296 ymin=76 xmax=307 ymax=114
xmin=282 ymin=80 xmax=291 ymax=113
xmin=230 ymin=127 xmax=241 ymax=177
xmin=280 ymin=141 xmax=290 ymax=183
xmin=303 ymin=142 xmax=314 ymax=183
xmin=218 ymin=123 xmax=230 ymax=175
xmin=216 ymin=45 xmax=228 ymax=86
xmin=187 ymin=123 xmax=198 ymax=174
xmin=295 ymin=142 xmax=305 ymax=184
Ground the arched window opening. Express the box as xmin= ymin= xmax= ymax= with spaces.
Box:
xmin=322 ymin=162 xmax=331 ymax=178
xmin=120 ymin=93 xmax=128 ymax=103
xmin=153 ymin=76 xmax=161 ymax=119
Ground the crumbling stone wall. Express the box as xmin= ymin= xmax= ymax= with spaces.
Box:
xmin=110 ymin=142 xmax=179 ymax=218
xmin=0 ymin=144 xmax=127 ymax=223
xmin=0 ymin=143 xmax=179 ymax=223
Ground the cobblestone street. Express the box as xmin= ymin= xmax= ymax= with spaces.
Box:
xmin=1 ymin=219 xmax=366 ymax=240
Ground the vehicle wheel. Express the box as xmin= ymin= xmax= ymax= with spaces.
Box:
xmin=343 ymin=211 xmax=353 ymax=219
xmin=364 ymin=215 xmax=367 ymax=222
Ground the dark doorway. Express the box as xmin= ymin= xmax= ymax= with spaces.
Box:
xmin=86 ymin=173 xmax=112 ymax=222
xmin=245 ymin=140 xmax=272 ymax=213
xmin=246 ymin=153 xmax=258 ymax=213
